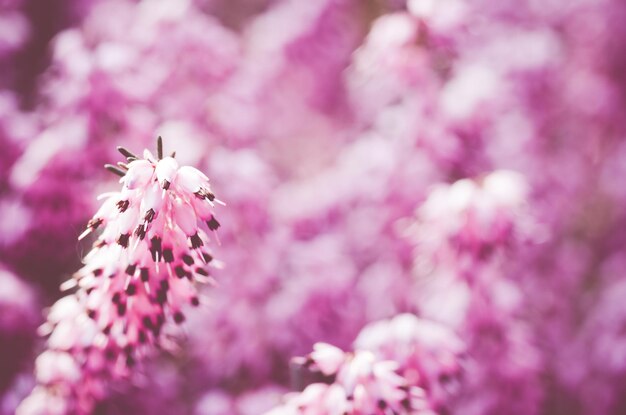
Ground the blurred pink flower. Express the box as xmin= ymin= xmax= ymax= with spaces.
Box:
xmin=268 ymin=314 xmax=463 ymax=415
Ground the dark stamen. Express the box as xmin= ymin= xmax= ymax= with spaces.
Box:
xmin=117 ymin=161 xmax=129 ymax=170
xmin=193 ymin=189 xmax=216 ymax=201
xmin=157 ymin=136 xmax=163 ymax=160
xmin=105 ymin=164 xmax=126 ymax=177
xmin=156 ymin=290 xmax=167 ymax=304
xmin=117 ymin=233 xmax=130 ymax=248
xmin=125 ymin=264 xmax=137 ymax=276
xmin=126 ymin=355 xmax=136 ymax=367
xmin=182 ymin=254 xmax=194 ymax=266
xmin=140 ymin=268 xmax=150 ymax=282
xmin=175 ymin=266 xmax=187 ymax=279
xmin=87 ymin=218 xmax=103 ymax=230
xmin=150 ymin=237 xmax=162 ymax=262
xmin=117 ymin=200 xmax=130 ymax=212
xmin=135 ymin=224 xmax=146 ymax=240
xmin=173 ymin=311 xmax=185 ymax=324
xmin=207 ymin=216 xmax=220 ymax=231
xmin=162 ymin=248 xmax=174 ymax=263
xmin=126 ymin=283 xmax=137 ymax=296
xmin=117 ymin=146 xmax=138 ymax=160
xmin=170 ymin=151 xmax=176 ymax=158
xmin=400 ymin=398 xmax=411 ymax=409
xmin=145 ymin=209 xmax=156 ymax=222
xmin=190 ymin=233 xmax=203 ymax=248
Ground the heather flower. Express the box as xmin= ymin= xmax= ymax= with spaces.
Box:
xmin=411 ymin=170 xmax=533 ymax=270
xmin=267 ymin=314 xmax=464 ymax=415
xmin=354 ymin=314 xmax=464 ymax=411
xmin=17 ymin=138 xmax=222 ymax=415
xmin=268 ymin=344 xmax=435 ymax=415
xmin=410 ymin=172 xmax=543 ymax=415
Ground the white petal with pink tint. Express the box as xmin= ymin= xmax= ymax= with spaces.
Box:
xmin=310 ymin=342 xmax=346 ymax=376
xmin=117 ymin=206 xmax=139 ymax=235
xmin=36 ymin=351 xmax=81 ymax=384
xmin=155 ymin=156 xmax=179 ymax=188
xmin=123 ymin=159 xmax=154 ymax=189
xmin=16 ymin=387 xmax=69 ymax=415
xmin=191 ymin=196 xmax=214 ymax=220
xmin=141 ymin=183 xmax=165 ymax=214
xmin=174 ymin=199 xmax=198 ymax=236
xmin=175 ymin=165 xmax=209 ymax=193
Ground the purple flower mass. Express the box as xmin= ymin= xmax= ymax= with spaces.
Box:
xmin=1 ymin=0 xmax=626 ymax=414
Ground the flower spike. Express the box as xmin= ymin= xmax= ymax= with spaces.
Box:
xmin=18 ymin=139 xmax=222 ymax=415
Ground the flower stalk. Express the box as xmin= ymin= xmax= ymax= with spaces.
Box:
xmin=18 ymin=138 xmax=222 ymax=415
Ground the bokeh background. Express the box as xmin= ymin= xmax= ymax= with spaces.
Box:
xmin=2 ymin=0 xmax=626 ymax=413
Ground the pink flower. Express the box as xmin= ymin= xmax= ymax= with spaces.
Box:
xmin=309 ymin=343 xmax=346 ymax=376
xmin=268 ymin=340 xmax=438 ymax=415
xmin=354 ymin=314 xmax=464 ymax=409
xmin=411 ymin=170 xmax=534 ymax=275
xmin=18 ymin=138 xmax=222 ymax=414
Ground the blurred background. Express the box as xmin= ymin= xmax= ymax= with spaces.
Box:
xmin=1 ymin=0 xmax=626 ymax=414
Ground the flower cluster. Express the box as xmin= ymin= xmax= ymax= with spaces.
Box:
xmin=410 ymin=172 xmax=542 ymax=415
xmin=16 ymin=140 xmax=222 ymax=414
xmin=266 ymin=314 xmax=463 ymax=415
xmin=412 ymin=170 xmax=534 ymax=268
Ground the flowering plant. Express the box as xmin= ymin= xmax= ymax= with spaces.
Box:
xmin=18 ymin=138 xmax=222 ymax=414
xmin=1 ymin=0 xmax=626 ymax=414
